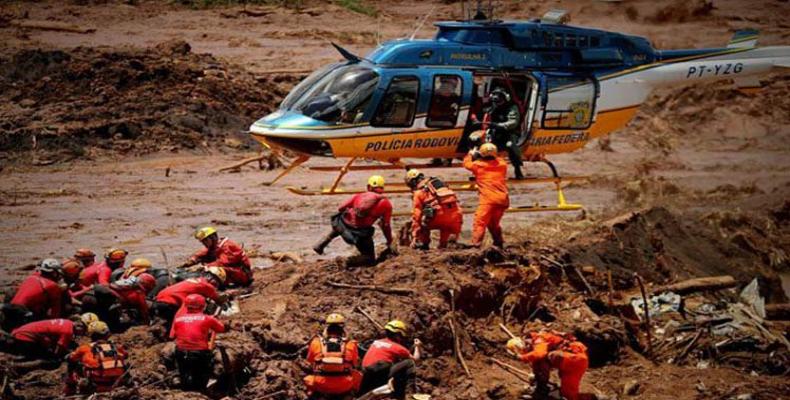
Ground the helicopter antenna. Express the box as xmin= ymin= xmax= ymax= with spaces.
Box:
xmin=409 ymin=5 xmax=437 ymax=40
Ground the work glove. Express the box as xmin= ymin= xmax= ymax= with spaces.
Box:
xmin=506 ymin=337 xmax=525 ymax=356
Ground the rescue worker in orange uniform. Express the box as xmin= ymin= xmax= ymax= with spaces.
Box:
xmin=3 ymin=259 xmax=65 ymax=331
xmin=153 ymin=268 xmax=225 ymax=326
xmin=463 ymin=143 xmax=509 ymax=248
xmin=4 ymin=316 xmax=89 ymax=360
xmin=359 ymin=320 xmax=422 ymax=400
xmin=170 ymin=294 xmax=227 ymax=392
xmin=180 ymin=227 xmax=253 ymax=288
xmin=313 ymin=176 xmax=395 ymax=266
xmin=304 ymin=313 xmax=361 ymax=399
xmin=405 ymin=169 xmax=463 ymax=249
xmin=507 ymin=331 xmax=590 ymax=400
xmin=65 ymin=321 xmax=129 ymax=395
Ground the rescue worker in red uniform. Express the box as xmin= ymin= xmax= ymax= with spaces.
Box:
xmin=359 ymin=320 xmax=422 ymax=400
xmin=463 ymin=143 xmax=510 ymax=248
xmin=2 ymin=259 xmax=65 ymax=331
xmin=404 ymin=169 xmax=463 ymax=249
xmin=5 ymin=316 xmax=88 ymax=360
xmin=180 ymin=227 xmax=253 ymax=287
xmin=78 ymin=248 xmax=128 ymax=288
xmin=74 ymin=248 xmax=97 ymax=269
xmin=170 ymin=294 xmax=227 ymax=392
xmin=79 ymin=273 xmax=157 ymax=330
xmin=507 ymin=331 xmax=590 ymax=400
xmin=304 ymin=313 xmax=361 ymax=399
xmin=110 ymin=257 xmax=153 ymax=282
xmin=313 ymin=175 xmax=395 ymax=267
xmin=65 ymin=321 xmax=129 ymax=395
xmin=153 ymin=268 xmax=225 ymax=326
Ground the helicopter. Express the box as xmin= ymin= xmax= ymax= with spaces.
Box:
xmin=248 ymin=8 xmax=789 ymax=212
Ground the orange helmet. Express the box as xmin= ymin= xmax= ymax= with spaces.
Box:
xmin=105 ymin=248 xmax=128 ymax=262
xmin=61 ymin=258 xmax=82 ymax=280
xmin=74 ymin=248 xmax=95 ymax=259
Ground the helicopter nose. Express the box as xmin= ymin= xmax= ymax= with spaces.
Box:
xmin=261 ymin=136 xmax=334 ymax=157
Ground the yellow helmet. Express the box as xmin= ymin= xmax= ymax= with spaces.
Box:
xmin=325 ymin=313 xmax=346 ymax=325
xmin=88 ymin=321 xmax=110 ymax=337
xmin=130 ymin=258 xmax=152 ymax=270
xmin=81 ymin=312 xmax=99 ymax=326
xmin=405 ymin=169 xmax=422 ymax=181
xmin=367 ymin=175 xmax=385 ymax=189
xmin=384 ymin=320 xmax=408 ymax=335
xmin=194 ymin=226 xmax=217 ymax=241
xmin=507 ymin=337 xmax=525 ymax=353
xmin=479 ymin=143 xmax=498 ymax=158
xmin=206 ymin=266 xmax=226 ymax=283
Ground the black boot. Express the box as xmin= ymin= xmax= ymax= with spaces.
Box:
xmin=514 ymin=165 xmax=525 ymax=180
xmin=312 ymin=232 xmax=337 ymax=255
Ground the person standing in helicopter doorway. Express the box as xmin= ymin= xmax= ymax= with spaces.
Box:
xmin=471 ymin=87 xmax=524 ymax=179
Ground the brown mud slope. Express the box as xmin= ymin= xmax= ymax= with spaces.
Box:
xmin=0 ymin=41 xmax=296 ymax=164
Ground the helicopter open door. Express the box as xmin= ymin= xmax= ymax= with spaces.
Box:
xmin=533 ymin=72 xmax=600 ymax=134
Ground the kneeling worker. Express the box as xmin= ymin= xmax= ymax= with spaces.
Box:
xmin=359 ymin=320 xmax=422 ymax=400
xmin=170 ymin=294 xmax=227 ymax=392
xmin=405 ymin=169 xmax=462 ymax=249
xmin=65 ymin=321 xmax=129 ymax=395
xmin=313 ymin=175 xmax=395 ymax=266
xmin=507 ymin=330 xmax=590 ymax=400
xmin=304 ymin=313 xmax=361 ymax=399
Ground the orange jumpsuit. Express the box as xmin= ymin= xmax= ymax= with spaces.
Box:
xmin=411 ymin=179 xmax=463 ymax=248
xmin=462 ymin=153 xmax=509 ymax=246
xmin=304 ymin=335 xmax=362 ymax=396
xmin=517 ymin=332 xmax=589 ymax=400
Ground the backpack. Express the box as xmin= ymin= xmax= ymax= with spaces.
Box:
xmin=87 ymin=342 xmax=127 ymax=391
xmin=315 ymin=336 xmax=354 ymax=376
xmin=422 ymin=178 xmax=458 ymax=215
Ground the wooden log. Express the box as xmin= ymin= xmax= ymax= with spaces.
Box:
xmin=490 ymin=357 xmax=532 ymax=383
xmin=327 ymin=281 xmax=413 ymax=296
xmin=11 ymin=20 xmax=96 ymax=34
xmin=219 ymin=153 xmax=266 ymax=172
xmin=652 ymin=275 xmax=736 ymax=295
xmin=634 ymin=273 xmax=654 ymax=359
xmin=448 ymin=289 xmax=473 ymax=379
xmin=354 ymin=306 xmax=384 ymax=331
xmin=765 ymin=304 xmax=790 ymax=321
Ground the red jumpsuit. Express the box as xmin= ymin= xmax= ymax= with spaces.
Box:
xmin=517 ymin=332 xmax=589 ymax=400
xmin=410 ymin=180 xmax=463 ymax=248
xmin=12 ymin=318 xmax=74 ymax=353
xmin=156 ymin=278 xmax=219 ymax=309
xmin=79 ymin=261 xmax=113 ymax=287
xmin=304 ymin=336 xmax=361 ymax=395
xmin=11 ymin=272 xmax=64 ymax=318
xmin=109 ymin=284 xmax=150 ymax=323
xmin=189 ymin=238 xmax=252 ymax=287
xmin=169 ymin=312 xmax=226 ymax=350
xmin=463 ymin=153 xmax=509 ymax=246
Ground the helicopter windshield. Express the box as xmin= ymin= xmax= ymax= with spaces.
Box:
xmin=286 ymin=65 xmax=380 ymax=125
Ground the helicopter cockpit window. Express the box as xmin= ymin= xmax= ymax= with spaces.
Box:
xmin=372 ymin=76 xmax=419 ymax=128
xmin=289 ymin=65 xmax=379 ymax=125
xmin=280 ymin=63 xmax=341 ymax=110
xmin=427 ymin=75 xmax=462 ymax=128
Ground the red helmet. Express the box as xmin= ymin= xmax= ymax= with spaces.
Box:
xmin=137 ymin=273 xmax=156 ymax=292
xmin=61 ymin=258 xmax=82 ymax=280
xmin=184 ymin=294 xmax=206 ymax=311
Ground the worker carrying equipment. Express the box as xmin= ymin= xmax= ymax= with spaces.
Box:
xmin=359 ymin=320 xmax=422 ymax=400
xmin=169 ymin=294 xmax=227 ymax=392
xmin=181 ymin=227 xmax=253 ymax=288
xmin=65 ymin=320 xmax=129 ymax=395
xmin=405 ymin=169 xmax=463 ymax=249
xmin=463 ymin=144 xmax=509 ymax=248
xmin=313 ymin=175 xmax=395 ymax=267
xmin=507 ymin=331 xmax=590 ymax=400
xmin=4 ymin=259 xmax=65 ymax=331
xmin=304 ymin=313 xmax=362 ymax=398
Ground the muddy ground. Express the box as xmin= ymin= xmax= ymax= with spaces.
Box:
xmin=0 ymin=0 xmax=789 ymax=399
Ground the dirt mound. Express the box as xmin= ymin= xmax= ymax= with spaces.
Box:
xmin=564 ymin=206 xmax=788 ymax=302
xmin=0 ymin=41 xmax=297 ymax=163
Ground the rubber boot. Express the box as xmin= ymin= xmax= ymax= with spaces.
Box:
xmin=514 ymin=165 xmax=525 ymax=180
xmin=313 ymin=232 xmax=336 ymax=255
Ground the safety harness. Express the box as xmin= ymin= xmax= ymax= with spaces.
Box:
xmin=86 ymin=341 xmax=127 ymax=391
xmin=314 ymin=336 xmax=355 ymax=376
xmin=419 ymin=178 xmax=458 ymax=221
